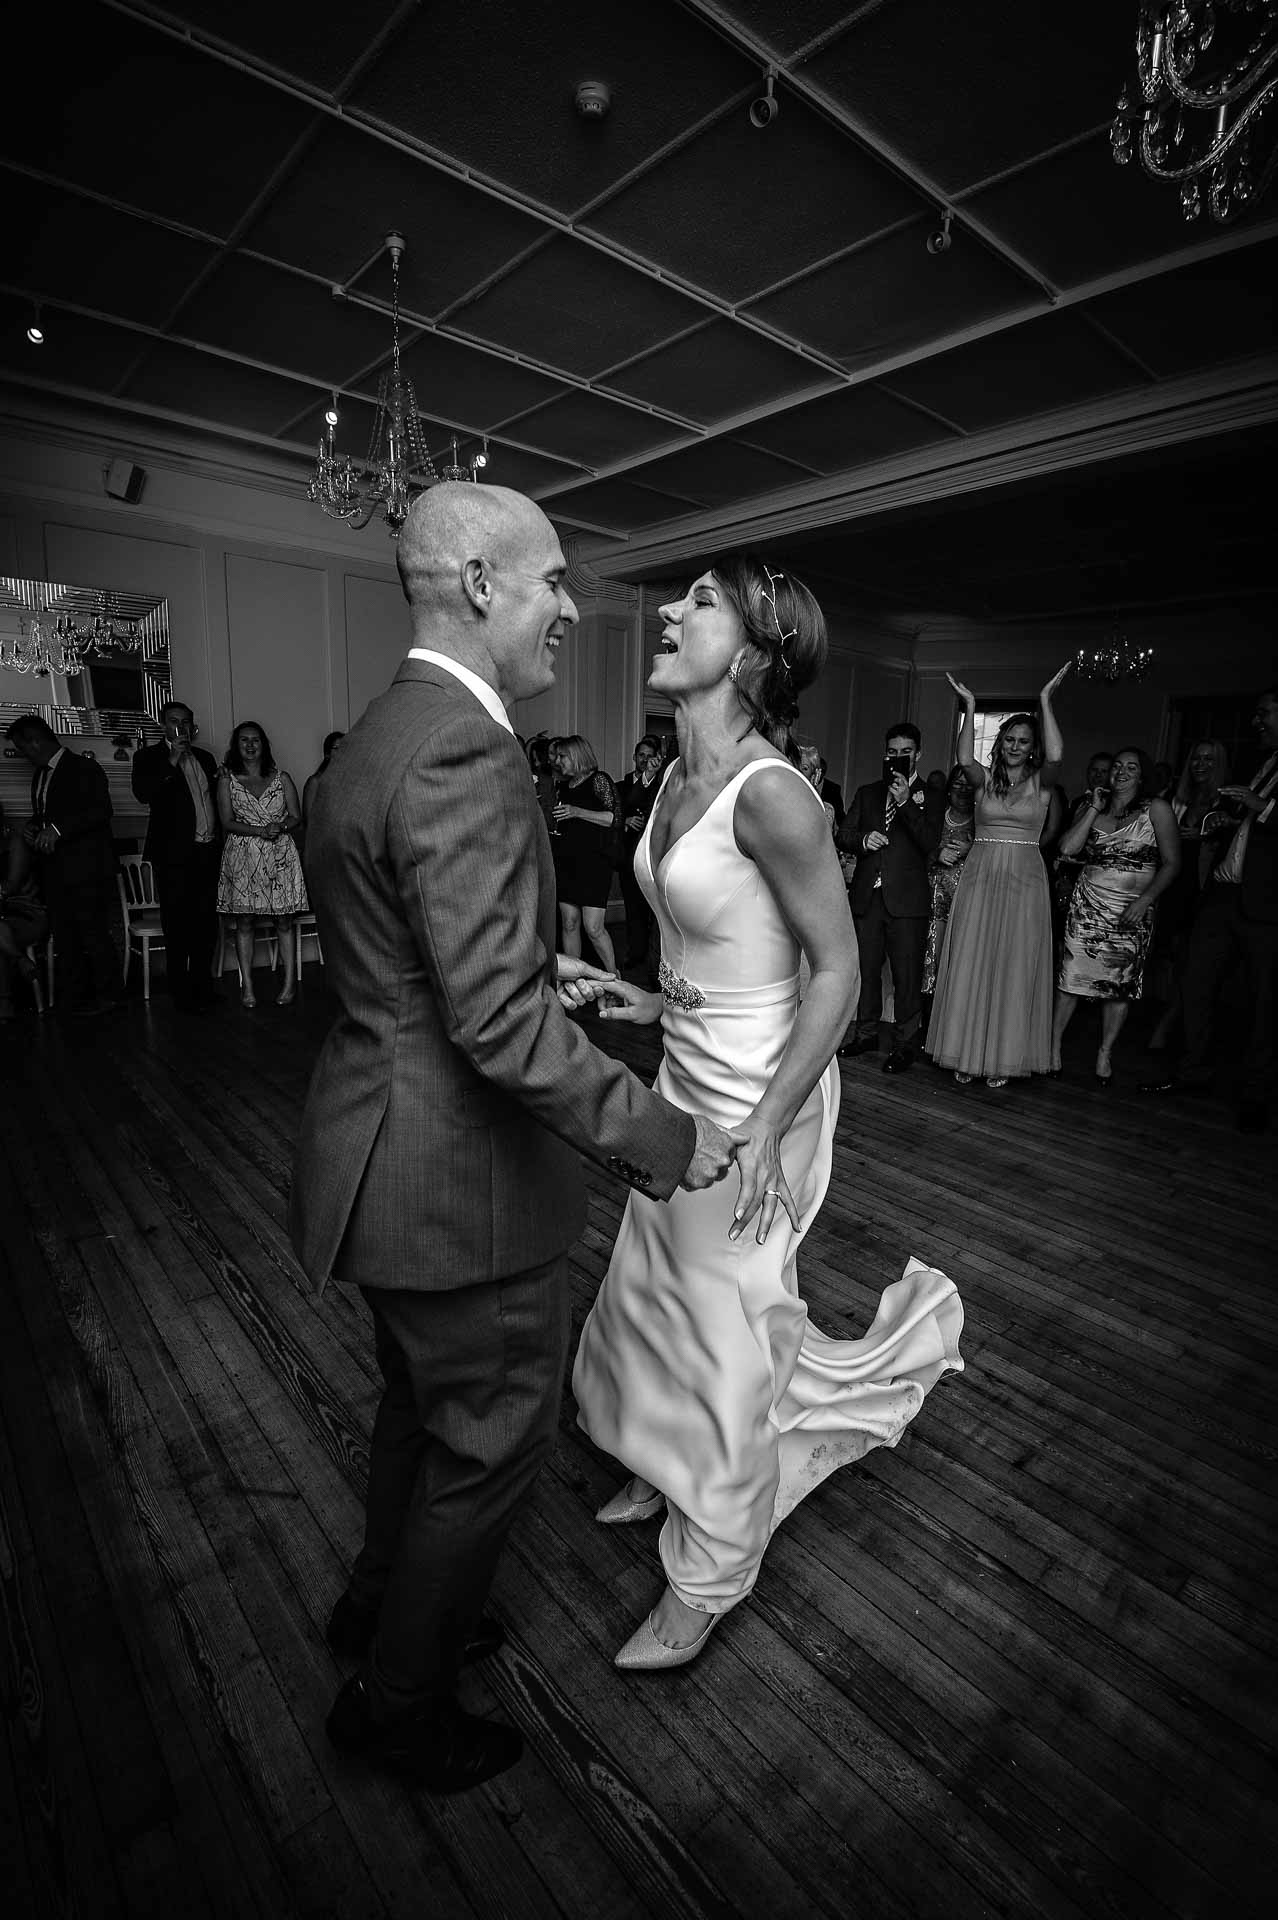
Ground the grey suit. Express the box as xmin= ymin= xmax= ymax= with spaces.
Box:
xmin=291 ymin=656 xmax=694 ymax=1716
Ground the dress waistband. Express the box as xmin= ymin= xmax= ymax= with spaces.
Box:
xmin=659 ymin=957 xmax=799 ymax=1012
xmin=974 ymin=834 xmax=1038 ymax=844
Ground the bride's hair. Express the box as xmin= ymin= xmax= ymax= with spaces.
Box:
xmin=705 ymin=553 xmax=828 ymax=749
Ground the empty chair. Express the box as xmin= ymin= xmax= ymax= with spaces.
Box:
xmin=117 ymin=854 xmax=166 ymax=1001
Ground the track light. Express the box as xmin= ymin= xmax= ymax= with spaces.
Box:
xmin=472 ymin=438 xmax=490 ymax=472
xmin=926 ymin=209 xmax=954 ymax=255
xmin=26 ymin=303 xmax=44 ymax=345
xmin=749 ymin=70 xmax=779 ymax=128
xmin=324 ymin=391 xmax=340 ymax=428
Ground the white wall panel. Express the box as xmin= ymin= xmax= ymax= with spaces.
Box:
xmin=344 ymin=573 xmax=410 ymax=729
xmin=224 ymin=552 xmax=329 ymax=790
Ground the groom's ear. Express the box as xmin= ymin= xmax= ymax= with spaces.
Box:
xmin=461 ymin=556 xmax=493 ymax=614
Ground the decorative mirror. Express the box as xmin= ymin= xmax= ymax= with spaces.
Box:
xmin=0 ymin=578 xmax=171 ymax=759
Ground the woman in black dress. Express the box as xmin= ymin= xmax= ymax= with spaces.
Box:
xmin=551 ymin=733 xmax=620 ymax=975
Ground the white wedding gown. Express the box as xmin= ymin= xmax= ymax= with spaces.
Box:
xmin=573 ymin=758 xmax=964 ymax=1615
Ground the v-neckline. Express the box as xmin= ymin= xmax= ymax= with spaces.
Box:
xmin=647 ymin=757 xmax=785 ymax=874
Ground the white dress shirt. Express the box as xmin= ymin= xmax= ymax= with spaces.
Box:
xmin=407 ymin=648 xmax=514 ymax=736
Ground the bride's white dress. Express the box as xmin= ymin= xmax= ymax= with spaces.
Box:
xmin=572 ymin=758 xmax=964 ymax=1615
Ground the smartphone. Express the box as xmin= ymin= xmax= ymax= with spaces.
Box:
xmin=884 ymin=753 xmax=911 ymax=779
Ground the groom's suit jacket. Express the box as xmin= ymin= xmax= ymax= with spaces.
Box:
xmin=290 ymin=655 xmax=695 ymax=1295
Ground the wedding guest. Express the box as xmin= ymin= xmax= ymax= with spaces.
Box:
xmin=615 ymin=734 xmax=663 ymax=975
xmin=1052 ymin=750 xmax=1113 ymax=940
xmin=5 ymin=714 xmax=118 ymax=1015
xmin=131 ymin=700 xmax=222 ymax=1011
xmin=216 ymin=720 xmax=308 ymax=1009
xmin=1051 ymin=748 xmax=1180 ymax=1083
xmin=796 ymin=742 xmax=844 ymax=831
xmin=0 ymin=796 xmax=47 ymax=1021
xmin=837 ymin=722 xmax=944 ymax=1073
xmin=527 ymin=733 xmax=559 ymax=836
xmin=1147 ymin=739 xmax=1232 ymax=1050
xmin=1143 ymin=686 xmax=1278 ymax=1132
xmin=925 ymin=668 xmax=1071 ymax=1086
xmin=551 ymin=733 xmax=620 ymax=977
xmin=922 ymin=766 xmax=975 ymax=1006
xmin=301 ymin=731 xmax=345 ymax=848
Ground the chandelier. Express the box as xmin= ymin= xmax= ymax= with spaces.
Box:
xmin=1074 ymin=635 xmax=1156 ymax=682
xmin=1112 ymin=4 xmax=1278 ymax=223
xmin=308 ymin=233 xmax=488 ymax=537
xmin=0 ymin=584 xmax=146 ymax=676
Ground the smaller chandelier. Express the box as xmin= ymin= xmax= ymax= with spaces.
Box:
xmin=0 ymin=585 xmax=145 ymax=676
xmin=308 ymin=233 xmax=489 ymax=538
xmin=1112 ymin=3 xmax=1278 ymax=224
xmin=1074 ymin=635 xmax=1156 ymax=683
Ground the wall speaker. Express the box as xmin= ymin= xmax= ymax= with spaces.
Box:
xmin=104 ymin=458 xmax=145 ymax=503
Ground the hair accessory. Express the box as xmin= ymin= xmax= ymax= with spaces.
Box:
xmin=760 ymin=566 xmax=797 ymax=669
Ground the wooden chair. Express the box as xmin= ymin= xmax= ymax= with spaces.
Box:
xmin=213 ymin=915 xmax=280 ymax=985
xmin=117 ymin=854 xmax=165 ymax=1000
xmin=292 ymin=911 xmax=325 ymax=975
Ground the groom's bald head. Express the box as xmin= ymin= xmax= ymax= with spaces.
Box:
xmin=397 ymin=483 xmax=549 ymax=616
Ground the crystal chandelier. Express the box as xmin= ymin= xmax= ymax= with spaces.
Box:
xmin=1074 ymin=635 xmax=1156 ymax=682
xmin=308 ymin=233 xmax=488 ymax=537
xmin=1112 ymin=3 xmax=1278 ymax=223
xmin=0 ymin=583 xmax=146 ymax=676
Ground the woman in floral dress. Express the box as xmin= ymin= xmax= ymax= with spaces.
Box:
xmin=216 ymin=720 xmax=308 ymax=1007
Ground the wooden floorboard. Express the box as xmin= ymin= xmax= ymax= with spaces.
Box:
xmin=0 ymin=980 xmax=1274 ymax=1919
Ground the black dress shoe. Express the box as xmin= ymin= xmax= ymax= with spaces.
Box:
xmin=882 ymin=1047 xmax=914 ymax=1074
xmin=325 ymin=1675 xmax=522 ymax=1792
xmin=1237 ymin=1100 xmax=1269 ymax=1134
xmin=326 ymin=1591 xmax=506 ymax=1665
xmin=838 ymin=1035 xmax=879 ymax=1058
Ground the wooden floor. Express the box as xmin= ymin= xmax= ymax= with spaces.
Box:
xmin=1 ymin=976 xmax=1275 ymax=1920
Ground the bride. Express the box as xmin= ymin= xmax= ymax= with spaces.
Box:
xmin=570 ymin=554 xmax=964 ymax=1670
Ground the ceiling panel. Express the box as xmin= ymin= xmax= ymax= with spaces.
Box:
xmin=805 ymin=0 xmax=1126 ymax=195
xmin=121 ymin=341 xmax=317 ymax=435
xmin=748 ymin=218 xmax=1043 ymax=367
xmin=346 ymin=0 xmax=757 ymax=217
xmin=582 ymin=83 xmax=923 ymax=301
xmin=725 ymin=2 xmax=870 ymax=58
xmin=1083 ymin=237 xmax=1278 ymax=378
xmin=630 ymin=437 xmax=818 ymax=507
xmin=739 ymin=382 xmax=955 ymax=471
xmin=546 ymin=478 xmax=702 ymax=532
xmin=240 ymin=120 xmax=548 ymax=313
xmin=604 ymin=319 xmax=835 ymax=424
xmin=449 ymin=239 xmax=707 ymax=377
xmin=157 ymin=0 xmax=406 ymax=92
xmin=0 ymin=298 xmax=149 ymax=396
xmin=381 ymin=335 xmax=570 ymax=431
xmin=968 ymin=133 xmax=1275 ymax=291
xmin=179 ymin=255 xmax=401 ymax=386
xmin=9 ymin=176 xmax=216 ymax=328
xmin=0 ymin=9 xmax=315 ymax=238
xmin=879 ymin=312 xmax=1149 ymax=431
xmin=498 ymin=392 xmax=686 ymax=467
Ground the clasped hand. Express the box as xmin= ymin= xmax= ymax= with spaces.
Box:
xmin=1219 ymin=784 xmax=1266 ymax=816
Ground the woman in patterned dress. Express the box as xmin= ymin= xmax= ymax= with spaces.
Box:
xmin=1051 ymin=747 xmax=1181 ymax=1083
xmin=216 ymin=720 xmax=308 ymax=1008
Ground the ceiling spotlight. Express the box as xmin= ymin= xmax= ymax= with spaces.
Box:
xmin=324 ymin=391 xmax=340 ymax=427
xmin=26 ymin=304 xmax=44 ymax=345
xmin=472 ymin=438 xmax=490 ymax=471
xmin=926 ymin=209 xmax=954 ymax=255
xmin=575 ymin=79 xmax=611 ymax=119
xmin=749 ymin=70 xmax=779 ymax=129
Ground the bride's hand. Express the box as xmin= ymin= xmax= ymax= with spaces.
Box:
xmin=726 ymin=1114 xmax=800 ymax=1244
xmin=555 ymin=954 xmax=615 ymax=1011
xmin=596 ymin=979 xmax=664 ymax=1025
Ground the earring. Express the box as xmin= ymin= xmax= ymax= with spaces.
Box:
xmin=728 ymin=653 xmax=743 ymax=684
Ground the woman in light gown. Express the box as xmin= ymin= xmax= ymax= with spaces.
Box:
xmin=569 ymin=555 xmax=964 ymax=1672
xmin=924 ymin=671 xmax=1071 ymax=1087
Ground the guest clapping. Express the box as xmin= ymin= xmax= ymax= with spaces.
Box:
xmin=216 ymin=721 xmax=308 ymax=1009
xmin=551 ymin=734 xmax=620 ymax=976
xmin=925 ymin=667 xmax=1070 ymax=1086
xmin=1051 ymin=749 xmax=1180 ymax=1083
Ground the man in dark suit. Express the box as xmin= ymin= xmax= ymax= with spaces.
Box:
xmin=131 ymin=700 xmax=222 ymax=1010
xmin=291 ymin=484 xmax=734 ymax=1793
xmin=836 ymin=721 xmax=944 ymax=1073
xmin=1142 ymin=685 xmax=1278 ymax=1132
xmin=615 ymin=733 xmax=662 ymax=977
xmin=6 ymin=713 xmax=118 ymax=1014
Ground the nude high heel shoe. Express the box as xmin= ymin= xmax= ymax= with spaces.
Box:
xmin=595 ymin=1479 xmax=665 ymax=1525
xmin=614 ymin=1606 xmax=720 ymax=1671
xmin=1095 ymin=1045 xmax=1114 ymax=1085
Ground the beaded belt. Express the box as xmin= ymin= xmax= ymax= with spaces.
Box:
xmin=659 ymin=958 xmax=706 ymax=1010
xmin=974 ymin=835 xmax=1036 ymax=844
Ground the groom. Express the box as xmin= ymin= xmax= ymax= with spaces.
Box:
xmin=291 ymin=483 xmax=734 ymax=1793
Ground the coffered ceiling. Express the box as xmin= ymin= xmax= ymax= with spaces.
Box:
xmin=4 ymin=0 xmax=1276 ymax=624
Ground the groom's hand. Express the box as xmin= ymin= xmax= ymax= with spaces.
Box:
xmin=680 ymin=1114 xmax=736 ymax=1190
xmin=555 ymin=954 xmax=615 ymax=1010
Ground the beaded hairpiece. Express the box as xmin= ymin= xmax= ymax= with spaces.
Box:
xmin=759 ymin=565 xmax=798 ymax=669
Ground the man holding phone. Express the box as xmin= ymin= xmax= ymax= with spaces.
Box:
xmin=132 ymin=700 xmax=223 ymax=1010
xmin=836 ymin=722 xmax=945 ymax=1071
